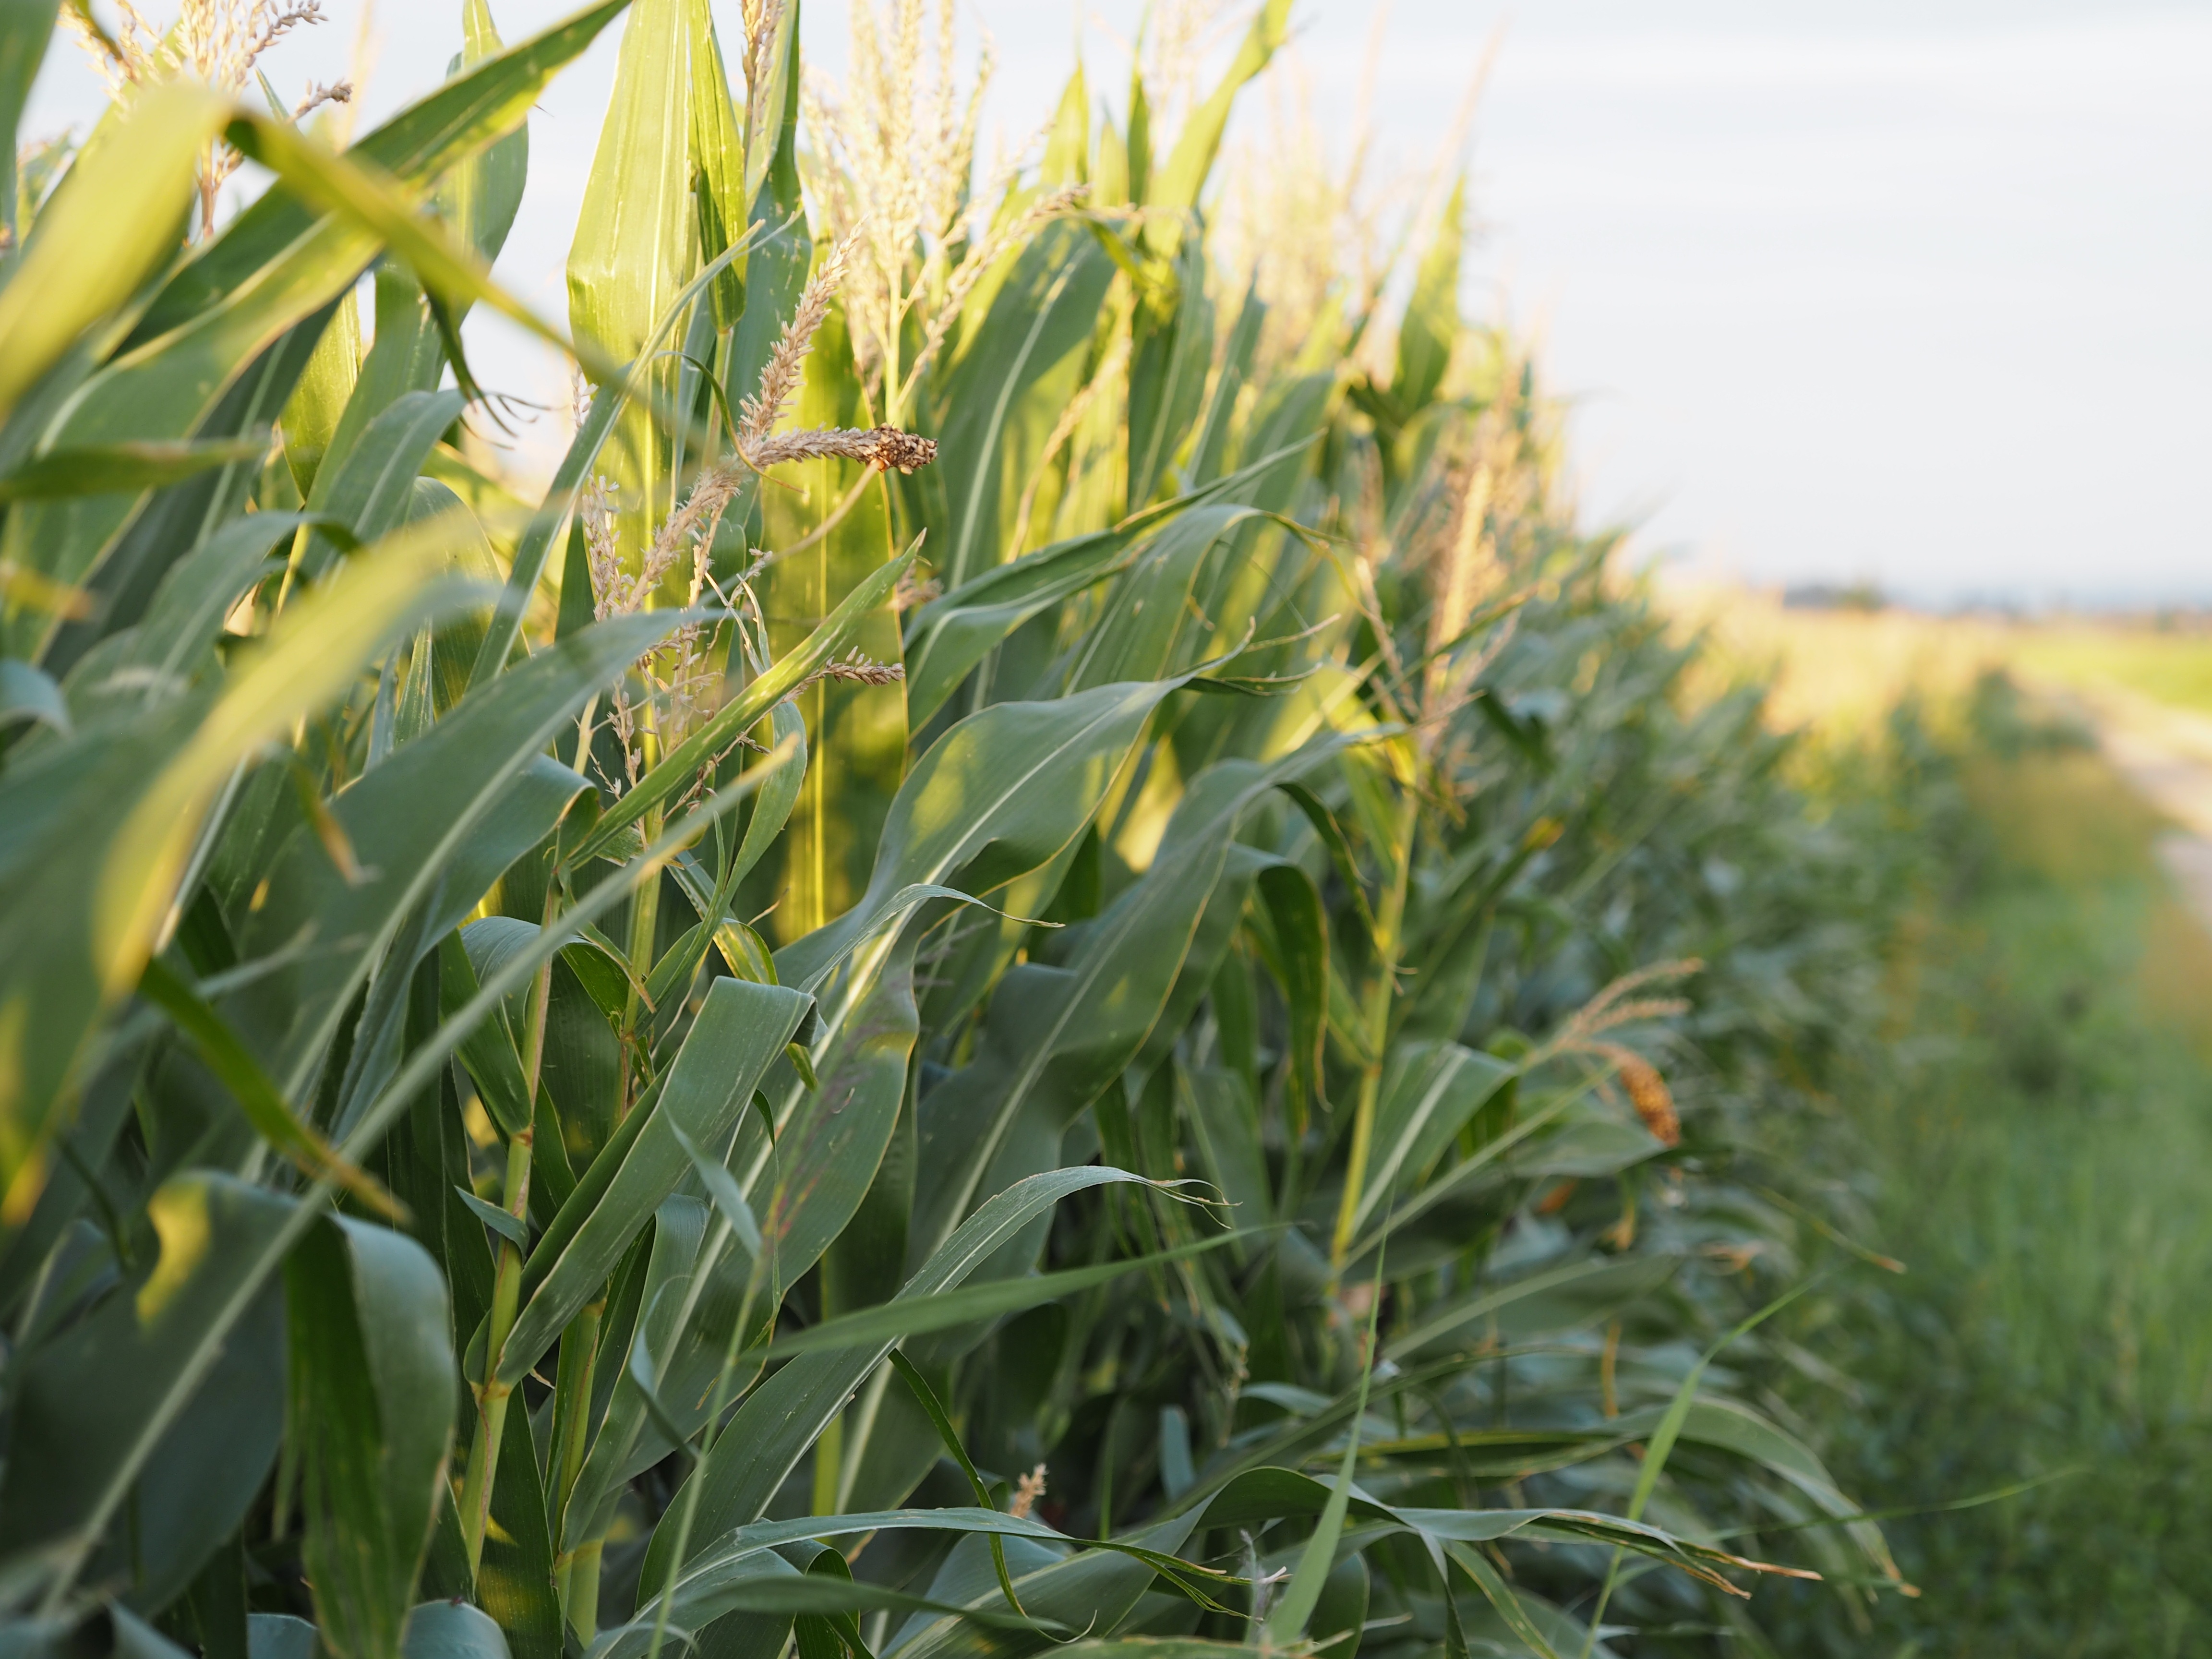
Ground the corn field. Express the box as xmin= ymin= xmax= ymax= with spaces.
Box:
xmin=0 ymin=3 xmax=1913 ymax=1657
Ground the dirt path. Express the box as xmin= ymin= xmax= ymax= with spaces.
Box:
xmin=2067 ymin=684 xmax=2212 ymax=932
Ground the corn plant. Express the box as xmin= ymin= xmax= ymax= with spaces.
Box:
xmin=0 ymin=3 xmax=1906 ymax=1658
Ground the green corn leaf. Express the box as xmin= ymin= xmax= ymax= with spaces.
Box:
xmin=669 ymin=1120 xmax=762 ymax=1260
xmin=0 ymin=80 xmax=222 ymax=422
xmin=285 ymin=1215 xmax=455 ymax=1659
xmin=224 ymin=112 xmax=621 ymax=389
xmin=1264 ymin=1244 xmax=1380 ymax=1645
xmin=0 ymin=1173 xmax=295 ymax=1603
xmin=456 ymin=1187 xmax=530 ymax=1250
xmin=764 ymin=1229 xmax=1250 ymax=1361
xmin=901 ymin=444 xmax=1311 ymax=728
xmin=1347 ymin=1039 xmax=1516 ymax=1240
xmin=137 ymin=958 xmax=399 ymax=1218
xmin=292 ymin=390 xmax=468 ymax=580
xmin=933 ymin=222 xmax=1117 ymax=589
xmin=686 ymin=0 xmax=745 ymax=327
xmin=1145 ymin=0 xmax=1291 ymax=227
xmin=0 ymin=654 xmax=67 ymax=733
xmin=1187 ymin=278 xmax=1264 ymax=487
xmin=1386 ymin=1253 xmax=1682 ymax=1362
xmin=1395 ymin=176 xmax=1466 ymax=419
xmin=0 ymin=436 xmax=275 ymax=502
xmin=440 ymin=0 xmax=530 ymax=272
xmin=4 ymin=744 xmax=787 ymax=1621
xmin=0 ymin=0 xmax=60 ymax=211
xmin=469 ymin=233 xmax=755 ymax=688
xmin=4 ymin=1 xmax=631 ymax=661
xmin=477 ymin=1362 xmax=562 ymax=1659
xmin=0 ymin=518 xmax=463 ymax=1214
xmin=77 ymin=508 xmax=345 ymax=693
xmin=399 ymin=1603 xmax=511 ymax=1659
xmin=277 ymin=254 xmax=362 ymax=500
xmin=563 ymin=544 xmax=914 ymax=868
xmin=1249 ymin=856 xmax=1330 ymax=1111
xmin=557 ymin=1196 xmax=708 ymax=1549
xmin=638 ymin=1167 xmax=1167 ymax=1587
xmin=909 ymin=743 xmax=1350 ymax=1262
xmin=1125 ymin=232 xmax=1214 ymax=510
xmin=315 ymin=265 xmax=445 ymax=494
xmin=497 ymin=974 xmax=811 ymax=1384
xmin=129 ymin=0 xmax=631 ymax=347
xmin=566 ymin=0 xmax=697 ymax=566
xmin=226 ymin=609 xmax=680 ymax=1108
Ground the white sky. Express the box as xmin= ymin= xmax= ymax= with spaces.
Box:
xmin=23 ymin=0 xmax=2212 ymax=607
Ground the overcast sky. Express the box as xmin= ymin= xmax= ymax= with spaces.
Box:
xmin=23 ymin=0 xmax=2212 ymax=607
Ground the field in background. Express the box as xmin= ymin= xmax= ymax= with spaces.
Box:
xmin=1662 ymin=575 xmax=2212 ymax=732
xmin=1672 ymin=581 xmax=2212 ymax=1653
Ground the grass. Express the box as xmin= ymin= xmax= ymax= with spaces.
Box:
xmin=2010 ymin=625 xmax=2212 ymax=718
xmin=1750 ymin=682 xmax=2212 ymax=1654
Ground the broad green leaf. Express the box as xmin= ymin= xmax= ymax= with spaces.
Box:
xmin=223 ymin=111 xmax=619 ymax=386
xmin=1041 ymin=63 xmax=1088 ymax=186
xmin=774 ymin=676 xmax=1196 ymax=999
xmin=499 ymin=974 xmax=812 ymax=1384
xmin=1145 ymin=0 xmax=1291 ymax=227
xmin=0 ymin=1174 xmax=293 ymax=1600
xmin=1385 ymin=1254 xmax=1682 ymax=1361
xmin=640 ymin=1167 xmax=1163 ymax=1585
xmin=1265 ymin=1256 xmax=1377 ymax=1645
xmin=559 ymin=1196 xmax=707 ymax=1550
xmin=757 ymin=1230 xmax=1245 ymax=1360
xmin=138 ymin=959 xmax=395 ymax=1215
xmin=0 ymin=437 xmax=273 ymax=502
xmin=287 ymin=1216 xmax=455 ymax=1659
xmin=0 ymin=81 xmax=222 ymax=421
xmin=1395 ymin=177 xmax=1466 ymax=419
xmin=280 ymin=273 xmax=361 ymax=497
xmin=751 ymin=293 xmax=904 ymax=948
xmin=1249 ymin=856 xmax=1329 ymax=1110
xmin=0 ymin=0 xmax=59 ymax=221
xmin=567 ymin=0 xmax=697 ymax=567
xmin=1125 ymin=232 xmax=1213 ymax=509
xmin=934 ymin=222 xmax=1117 ymax=589
xmin=1348 ymin=1038 xmax=1515 ymax=1238
xmin=401 ymin=1603 xmax=512 ymax=1659
xmin=121 ymin=0 xmax=624 ymax=350
xmin=64 ymin=508 xmax=336 ymax=700
xmin=31 ymin=311 xmax=346 ymax=685
xmin=1062 ymin=506 xmax=1273 ymax=694
xmin=471 ymin=234 xmax=757 ymax=687
xmin=5 ymin=0 xmax=632 ymax=658
xmin=440 ymin=0 xmax=530 ymax=272
xmin=563 ymin=547 xmax=914 ymax=868
xmin=909 ymin=746 xmax=1346 ymax=1262
xmin=901 ymin=445 xmax=1307 ymax=727
xmin=317 ymin=265 xmax=445 ymax=493
xmin=685 ymin=0 xmax=745 ymax=328
xmin=1179 ymin=1064 xmax=1269 ymax=1244
xmin=0 ymin=653 xmax=66 ymax=733
xmin=295 ymin=389 xmax=469 ymax=580
xmin=224 ymin=609 xmax=680 ymax=1106
xmin=628 ymin=1506 xmax=1189 ymax=1653
xmin=478 ymin=1365 xmax=562 ymax=1659
xmin=746 ymin=923 xmax=917 ymax=1292
xmin=1186 ymin=279 xmax=1263 ymax=487
xmin=0 ymin=522 xmax=461 ymax=1212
